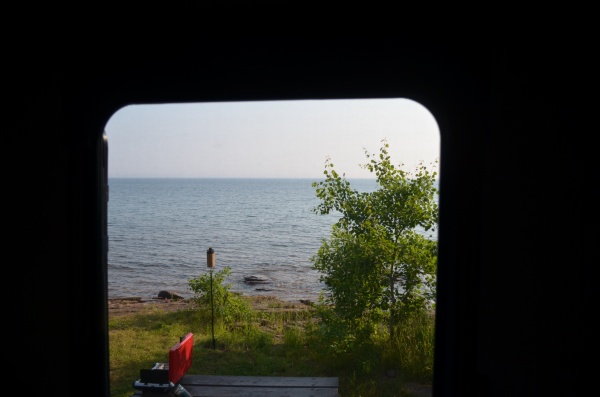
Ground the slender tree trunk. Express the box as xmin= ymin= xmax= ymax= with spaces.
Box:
xmin=389 ymin=260 xmax=396 ymax=339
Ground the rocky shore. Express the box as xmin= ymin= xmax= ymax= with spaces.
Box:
xmin=108 ymin=294 xmax=314 ymax=317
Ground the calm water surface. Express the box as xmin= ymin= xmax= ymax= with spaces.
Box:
xmin=108 ymin=178 xmax=380 ymax=301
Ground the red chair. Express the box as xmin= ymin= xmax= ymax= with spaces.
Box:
xmin=132 ymin=333 xmax=194 ymax=395
xmin=168 ymin=332 xmax=193 ymax=384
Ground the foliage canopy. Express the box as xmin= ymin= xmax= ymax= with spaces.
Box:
xmin=311 ymin=140 xmax=438 ymax=351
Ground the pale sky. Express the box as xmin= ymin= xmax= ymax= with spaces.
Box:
xmin=104 ymin=98 xmax=440 ymax=179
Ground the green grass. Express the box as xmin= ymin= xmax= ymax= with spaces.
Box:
xmin=109 ymin=298 xmax=434 ymax=397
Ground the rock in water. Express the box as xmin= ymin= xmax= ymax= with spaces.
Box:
xmin=158 ymin=290 xmax=184 ymax=300
xmin=244 ymin=275 xmax=270 ymax=284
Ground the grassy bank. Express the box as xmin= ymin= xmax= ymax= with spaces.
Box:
xmin=109 ymin=295 xmax=433 ymax=397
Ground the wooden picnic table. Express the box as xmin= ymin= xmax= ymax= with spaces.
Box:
xmin=132 ymin=374 xmax=340 ymax=397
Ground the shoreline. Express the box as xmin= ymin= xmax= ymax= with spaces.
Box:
xmin=108 ymin=294 xmax=315 ymax=317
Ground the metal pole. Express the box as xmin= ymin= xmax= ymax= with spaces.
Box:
xmin=206 ymin=247 xmax=216 ymax=349
xmin=210 ymin=269 xmax=215 ymax=349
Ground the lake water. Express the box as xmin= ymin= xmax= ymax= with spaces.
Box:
xmin=108 ymin=178 xmax=381 ymax=302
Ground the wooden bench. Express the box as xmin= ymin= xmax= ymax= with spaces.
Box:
xmin=177 ymin=375 xmax=339 ymax=397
